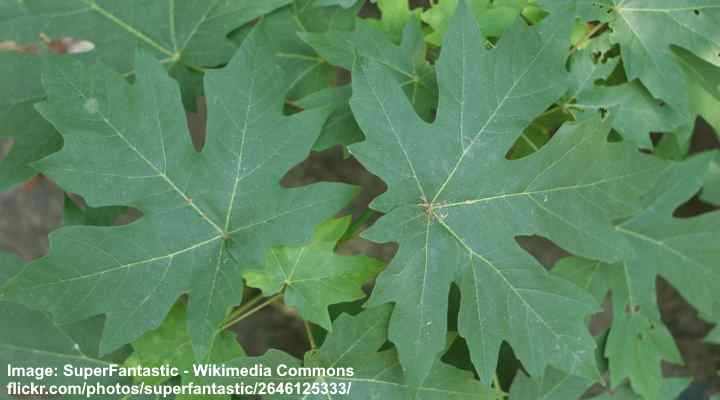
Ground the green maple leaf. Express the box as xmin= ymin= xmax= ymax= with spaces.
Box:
xmin=294 ymin=85 xmax=364 ymax=150
xmin=0 ymin=299 xmax=125 ymax=399
xmin=125 ymin=300 xmax=243 ymax=399
xmin=613 ymin=153 xmax=720 ymax=338
xmin=574 ymin=81 xmax=685 ymax=149
xmin=1 ymin=26 xmax=353 ymax=359
xmin=368 ymin=0 xmax=421 ymax=44
xmin=244 ymin=217 xmax=384 ymax=330
xmin=348 ymin=3 xmax=673 ymax=384
xmin=20 ymin=0 xmax=291 ymax=74
xmin=590 ymin=378 xmax=691 ymax=400
xmin=229 ymin=0 xmax=362 ymax=149
xmin=508 ymin=368 xmax=591 ymax=400
xmin=206 ymin=305 xmax=498 ymax=399
xmin=421 ymin=0 xmax=546 ymax=46
xmin=606 ymin=0 xmax=720 ymax=116
xmin=300 ymin=16 xmax=438 ymax=121
xmin=553 ymin=257 xmax=683 ymax=399
xmin=0 ymin=0 xmax=291 ymax=189
xmin=671 ymin=47 xmax=720 ymax=204
xmin=0 ymin=6 xmax=61 ymax=190
xmin=565 ymin=43 xmax=686 ymax=149
xmin=230 ymin=0 xmax=361 ymax=102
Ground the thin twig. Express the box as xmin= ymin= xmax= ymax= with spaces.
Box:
xmin=221 ymin=293 xmax=283 ymax=330
xmin=570 ymin=22 xmax=608 ymax=55
xmin=304 ymin=320 xmax=317 ymax=349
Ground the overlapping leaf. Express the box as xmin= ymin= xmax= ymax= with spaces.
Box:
xmin=613 ymin=153 xmax=720 ymax=334
xmin=207 ymin=305 xmax=497 ymax=399
xmin=124 ymin=300 xmax=243 ymax=399
xmin=605 ymin=0 xmax=720 ymax=117
xmin=244 ymin=217 xmax=383 ymax=330
xmin=509 ymin=368 xmax=590 ymax=400
xmin=348 ymin=3 xmax=672 ymax=385
xmin=553 ymin=257 xmax=683 ymax=399
xmin=301 ymin=16 xmax=437 ymax=122
xmin=1 ymin=26 xmax=353 ymax=360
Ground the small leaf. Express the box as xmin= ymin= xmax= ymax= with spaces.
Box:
xmin=244 ymin=217 xmax=384 ymax=330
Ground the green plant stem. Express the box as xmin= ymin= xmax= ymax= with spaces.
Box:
xmin=570 ymin=22 xmax=608 ymax=55
xmin=221 ymin=293 xmax=283 ymax=330
xmin=492 ymin=372 xmax=505 ymax=397
xmin=304 ymin=320 xmax=317 ymax=349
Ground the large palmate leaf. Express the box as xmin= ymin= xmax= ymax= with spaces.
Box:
xmin=206 ymin=305 xmax=497 ymax=400
xmin=606 ymin=0 xmax=720 ymax=116
xmin=553 ymin=257 xmax=683 ymax=399
xmin=1 ymin=26 xmax=353 ymax=359
xmin=574 ymin=81 xmax=685 ymax=149
xmin=245 ymin=217 xmax=383 ymax=330
xmin=348 ymin=3 xmax=673 ymax=385
xmin=613 ymin=153 xmax=720 ymax=331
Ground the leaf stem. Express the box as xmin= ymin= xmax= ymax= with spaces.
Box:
xmin=221 ymin=293 xmax=283 ymax=330
xmin=492 ymin=372 xmax=505 ymax=397
xmin=570 ymin=22 xmax=608 ymax=55
xmin=304 ymin=320 xmax=317 ymax=349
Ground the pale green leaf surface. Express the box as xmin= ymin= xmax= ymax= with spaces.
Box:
xmin=2 ymin=27 xmax=353 ymax=359
xmin=368 ymin=0 xmax=421 ymax=44
xmin=349 ymin=4 xmax=670 ymax=384
xmin=421 ymin=0 xmax=490 ymax=46
xmin=244 ymin=217 xmax=384 ymax=329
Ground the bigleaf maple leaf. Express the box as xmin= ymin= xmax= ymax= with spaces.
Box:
xmin=1 ymin=26 xmax=353 ymax=359
xmin=349 ymin=2 xmax=671 ymax=384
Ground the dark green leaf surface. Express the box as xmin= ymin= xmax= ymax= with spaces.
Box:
xmin=607 ymin=0 xmax=720 ymax=116
xmin=509 ymin=367 xmax=591 ymax=400
xmin=2 ymin=27 xmax=353 ymax=359
xmin=125 ymin=300 xmax=243 ymax=400
xmin=613 ymin=153 xmax=720 ymax=339
xmin=553 ymin=257 xmax=682 ymax=399
xmin=349 ymin=3 xmax=671 ymax=385
xmin=301 ymin=16 xmax=437 ymax=121
xmin=0 ymin=300 xmax=124 ymax=399
xmin=210 ymin=305 xmax=497 ymax=399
